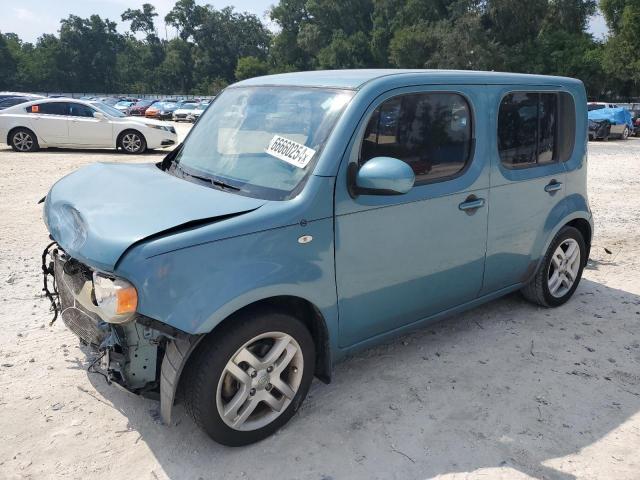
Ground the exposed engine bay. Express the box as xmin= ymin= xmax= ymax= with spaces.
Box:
xmin=42 ymin=242 xmax=171 ymax=395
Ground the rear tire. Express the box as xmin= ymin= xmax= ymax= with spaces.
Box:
xmin=521 ymin=226 xmax=586 ymax=307
xmin=9 ymin=128 xmax=39 ymax=152
xmin=118 ymin=130 xmax=146 ymax=154
xmin=183 ymin=308 xmax=315 ymax=446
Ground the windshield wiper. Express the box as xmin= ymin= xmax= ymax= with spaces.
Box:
xmin=210 ymin=177 xmax=241 ymax=191
xmin=174 ymin=163 xmax=240 ymax=191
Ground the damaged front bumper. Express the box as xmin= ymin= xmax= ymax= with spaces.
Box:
xmin=42 ymin=243 xmax=200 ymax=417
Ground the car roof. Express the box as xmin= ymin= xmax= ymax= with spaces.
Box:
xmin=233 ymin=69 xmax=583 ymax=90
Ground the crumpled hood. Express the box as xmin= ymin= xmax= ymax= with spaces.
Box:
xmin=44 ymin=163 xmax=265 ymax=271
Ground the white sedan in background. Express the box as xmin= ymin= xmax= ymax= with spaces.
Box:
xmin=172 ymin=103 xmax=199 ymax=122
xmin=0 ymin=98 xmax=177 ymax=154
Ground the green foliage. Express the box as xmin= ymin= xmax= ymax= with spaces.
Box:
xmin=600 ymin=0 xmax=640 ymax=93
xmin=122 ymin=3 xmax=158 ymax=37
xmin=0 ymin=34 xmax=17 ymax=89
xmin=1 ymin=0 xmax=639 ymax=98
xmin=165 ymin=0 xmax=206 ymax=41
xmin=235 ymin=56 xmax=270 ymax=80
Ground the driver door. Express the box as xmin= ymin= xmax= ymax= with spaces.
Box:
xmin=334 ymin=87 xmax=490 ymax=347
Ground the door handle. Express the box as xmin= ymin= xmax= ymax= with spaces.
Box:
xmin=459 ymin=196 xmax=485 ymax=213
xmin=544 ymin=180 xmax=563 ymax=193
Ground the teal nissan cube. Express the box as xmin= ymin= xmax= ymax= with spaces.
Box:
xmin=41 ymin=70 xmax=592 ymax=446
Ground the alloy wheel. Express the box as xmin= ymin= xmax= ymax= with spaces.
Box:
xmin=13 ymin=132 xmax=34 ymax=151
xmin=547 ymin=238 xmax=581 ymax=298
xmin=122 ymin=133 xmax=142 ymax=152
xmin=216 ymin=331 xmax=304 ymax=432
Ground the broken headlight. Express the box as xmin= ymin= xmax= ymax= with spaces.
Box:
xmin=93 ymin=272 xmax=138 ymax=324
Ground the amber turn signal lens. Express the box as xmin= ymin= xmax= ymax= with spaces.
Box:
xmin=116 ymin=286 xmax=138 ymax=314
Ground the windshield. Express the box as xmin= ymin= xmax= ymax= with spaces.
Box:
xmin=172 ymin=86 xmax=354 ymax=200
xmin=180 ymin=103 xmax=197 ymax=110
xmin=588 ymin=104 xmax=606 ymax=111
xmin=92 ymin=102 xmax=126 ymax=118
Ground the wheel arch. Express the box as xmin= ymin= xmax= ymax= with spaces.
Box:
xmin=207 ymin=296 xmax=331 ymax=382
xmin=7 ymin=125 xmax=37 ymax=146
xmin=530 ymin=208 xmax=593 ymax=284
xmin=116 ymin=128 xmax=146 ymax=150
xmin=160 ymin=294 xmax=332 ymax=425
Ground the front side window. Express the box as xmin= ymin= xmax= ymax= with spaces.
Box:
xmin=171 ymin=86 xmax=354 ymax=200
xmin=92 ymin=102 xmax=126 ymax=118
xmin=69 ymin=103 xmax=96 ymax=118
xmin=360 ymin=92 xmax=473 ymax=183
xmin=499 ymin=92 xmax=575 ymax=167
xmin=27 ymin=102 xmax=69 ymax=116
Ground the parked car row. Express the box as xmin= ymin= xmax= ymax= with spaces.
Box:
xmin=78 ymin=95 xmax=212 ymax=122
xmin=0 ymin=97 xmax=177 ymax=154
xmin=151 ymin=99 xmax=211 ymax=122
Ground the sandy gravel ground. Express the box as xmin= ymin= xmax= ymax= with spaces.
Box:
xmin=0 ymin=126 xmax=639 ymax=480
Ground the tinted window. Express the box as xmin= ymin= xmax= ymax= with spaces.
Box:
xmin=27 ymin=102 xmax=69 ymax=115
xmin=361 ymin=93 xmax=473 ymax=182
xmin=69 ymin=103 xmax=96 ymax=118
xmin=538 ymin=93 xmax=557 ymax=164
xmin=497 ymin=93 xmax=538 ymax=166
xmin=498 ymin=92 xmax=575 ymax=167
xmin=0 ymin=97 xmax=29 ymax=108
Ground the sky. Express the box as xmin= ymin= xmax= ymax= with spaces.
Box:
xmin=0 ymin=0 xmax=276 ymax=42
xmin=0 ymin=0 xmax=609 ymax=43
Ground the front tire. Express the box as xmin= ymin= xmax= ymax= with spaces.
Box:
xmin=521 ymin=226 xmax=586 ymax=307
xmin=10 ymin=128 xmax=39 ymax=152
xmin=622 ymin=126 xmax=630 ymax=140
xmin=118 ymin=130 xmax=146 ymax=154
xmin=183 ymin=309 xmax=315 ymax=446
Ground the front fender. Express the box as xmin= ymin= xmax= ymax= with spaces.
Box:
xmin=116 ymin=217 xmax=338 ymax=336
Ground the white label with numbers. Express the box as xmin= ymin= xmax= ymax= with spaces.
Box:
xmin=265 ymin=135 xmax=316 ymax=169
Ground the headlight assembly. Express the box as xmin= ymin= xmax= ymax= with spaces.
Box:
xmin=93 ymin=272 xmax=138 ymax=323
xmin=145 ymin=124 xmax=172 ymax=132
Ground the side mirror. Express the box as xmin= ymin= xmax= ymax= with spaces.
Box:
xmin=354 ymin=157 xmax=415 ymax=195
xmin=93 ymin=112 xmax=106 ymax=120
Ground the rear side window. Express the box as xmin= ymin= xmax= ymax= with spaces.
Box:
xmin=498 ymin=92 xmax=575 ymax=168
xmin=26 ymin=102 xmax=69 ymax=116
xmin=360 ymin=92 xmax=473 ymax=183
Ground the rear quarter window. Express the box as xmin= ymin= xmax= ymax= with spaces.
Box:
xmin=498 ymin=92 xmax=575 ymax=168
xmin=26 ymin=102 xmax=69 ymax=116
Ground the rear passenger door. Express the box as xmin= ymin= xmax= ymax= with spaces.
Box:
xmin=334 ymin=87 xmax=490 ymax=347
xmin=482 ymin=89 xmax=575 ymax=294
xmin=26 ymin=102 xmax=70 ymax=144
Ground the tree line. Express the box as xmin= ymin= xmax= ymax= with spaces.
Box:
xmin=0 ymin=0 xmax=639 ymax=99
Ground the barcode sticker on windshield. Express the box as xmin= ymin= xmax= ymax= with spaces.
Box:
xmin=266 ymin=135 xmax=316 ymax=169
